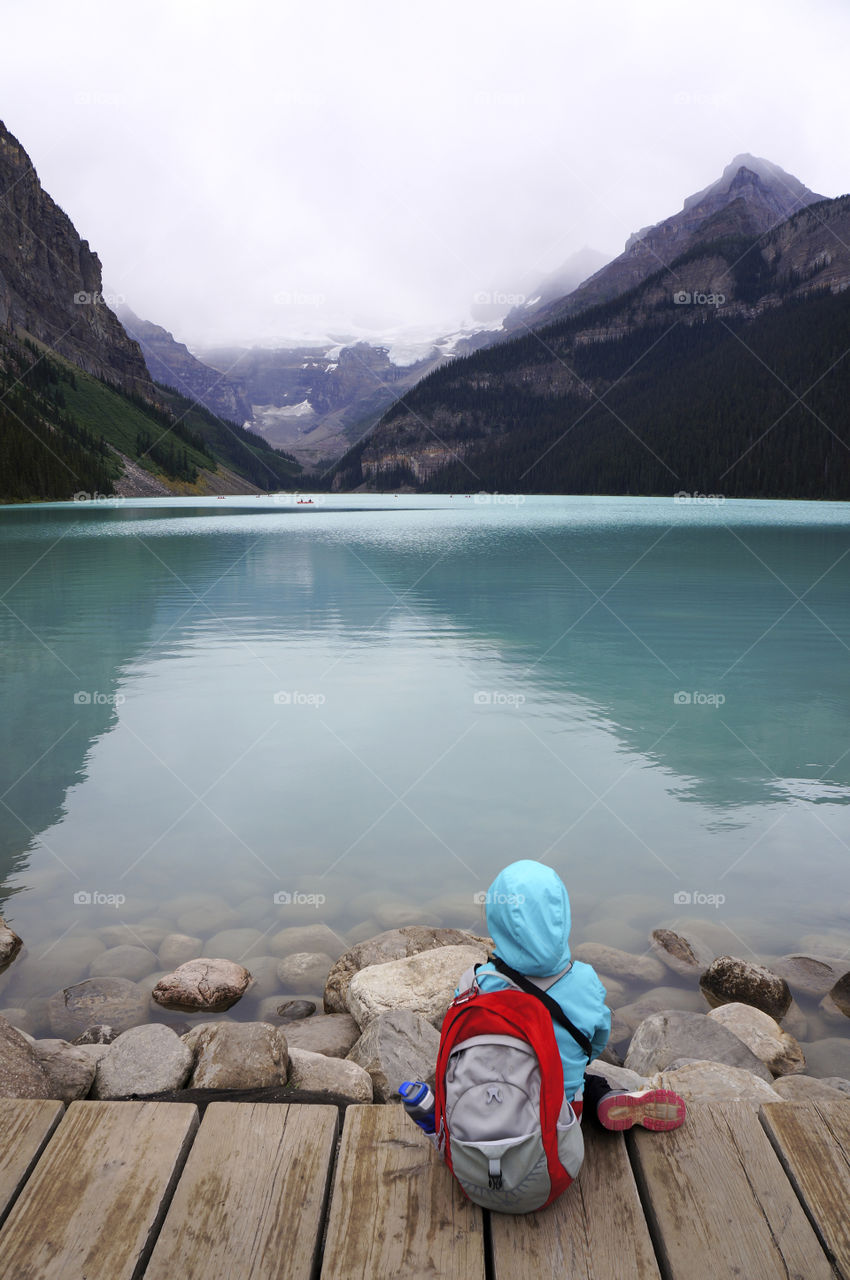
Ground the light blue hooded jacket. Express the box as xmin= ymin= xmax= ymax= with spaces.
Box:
xmin=470 ymin=860 xmax=611 ymax=1100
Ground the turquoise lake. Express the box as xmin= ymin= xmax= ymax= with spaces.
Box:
xmin=1 ymin=494 xmax=849 ymax=1053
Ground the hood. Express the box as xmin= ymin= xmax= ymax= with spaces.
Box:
xmin=485 ymin=860 xmax=571 ymax=977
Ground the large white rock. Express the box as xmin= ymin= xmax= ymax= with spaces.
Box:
xmin=346 ymin=944 xmax=487 ymax=1030
xmin=324 ymin=927 xmax=488 ymax=1014
xmin=707 ymin=1003 xmax=805 ymax=1077
xmin=184 ymin=1022 xmax=288 ymax=1089
xmin=652 ymin=1060 xmax=781 ymax=1104
xmin=287 ymin=1047 xmax=372 ymax=1103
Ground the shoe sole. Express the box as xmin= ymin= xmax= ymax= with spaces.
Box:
xmin=598 ymin=1088 xmax=686 ymax=1131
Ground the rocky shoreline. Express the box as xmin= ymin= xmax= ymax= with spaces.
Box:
xmin=0 ymin=915 xmax=848 ymax=1107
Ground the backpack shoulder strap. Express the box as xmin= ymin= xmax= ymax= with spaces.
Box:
xmin=487 ymin=955 xmax=593 ymax=1059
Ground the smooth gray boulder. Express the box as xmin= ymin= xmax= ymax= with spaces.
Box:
xmin=707 ymin=1003 xmax=805 ymax=1076
xmin=278 ymin=1000 xmax=317 ymax=1023
xmin=152 ymin=959 xmax=251 ymax=1012
xmin=283 ymin=1014 xmax=360 ymax=1059
xmin=0 ymin=1016 xmax=53 ymax=1098
xmin=699 ymin=956 xmax=791 ymax=1020
xmin=47 ymin=978 xmax=149 ymax=1040
xmin=32 ymin=1038 xmax=97 ymax=1102
xmin=184 ymin=1022 xmax=288 ymax=1089
xmin=346 ymin=1009 xmax=441 ymax=1102
xmin=93 ymin=1024 xmax=193 ymax=1099
xmin=624 ymin=1010 xmax=774 ymax=1081
xmin=287 ymin=1047 xmax=372 ymax=1103
xmin=324 ymin=926 xmax=489 ymax=1014
xmin=268 ymin=924 xmax=347 ymax=961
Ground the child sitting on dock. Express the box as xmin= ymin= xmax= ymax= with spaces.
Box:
xmin=410 ymin=860 xmax=685 ymax=1213
xmin=465 ymin=859 xmax=686 ymax=1133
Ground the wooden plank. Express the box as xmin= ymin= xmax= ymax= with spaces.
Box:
xmin=760 ymin=1100 xmax=850 ymax=1279
xmin=628 ymin=1101 xmax=834 ymax=1280
xmin=320 ymin=1105 xmax=485 ymax=1280
xmin=490 ymin=1119 xmax=661 ymax=1280
xmin=0 ymin=1100 xmax=198 ymax=1280
xmin=144 ymin=1102 xmax=337 ymax=1280
xmin=0 ymin=1100 xmax=65 ymax=1227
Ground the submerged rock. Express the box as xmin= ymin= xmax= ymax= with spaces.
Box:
xmin=771 ymin=954 xmax=842 ymax=998
xmin=0 ymin=919 xmax=23 ymax=974
xmin=287 ymin=1047 xmax=373 ymax=1103
xmin=347 ymin=943 xmax=487 ymax=1030
xmin=157 ymin=934 xmax=204 ymax=970
xmin=93 ymin=1024 xmax=193 ymax=1099
xmin=324 ymin=926 xmax=489 ymax=1014
xmin=707 ymin=1003 xmax=805 ymax=1077
xmin=47 ymin=978 xmax=149 ymax=1040
xmin=699 ymin=956 xmax=791 ymax=1020
xmin=89 ymin=945 xmax=158 ymax=982
xmin=828 ymin=971 xmax=850 ymax=1018
xmin=277 ymin=952 xmax=334 ymax=995
xmin=73 ymin=1025 xmax=117 ymax=1045
xmin=624 ymin=1010 xmax=774 ymax=1081
xmin=152 ymin=959 xmax=251 ymax=1012
xmin=346 ymin=1009 xmax=441 ymax=1103
xmin=184 ymin=1022 xmax=288 ymax=1089
xmin=572 ymin=943 xmax=666 ymax=985
xmin=277 ymin=999 xmax=317 ymax=1023
xmin=649 ymin=928 xmax=713 ymax=978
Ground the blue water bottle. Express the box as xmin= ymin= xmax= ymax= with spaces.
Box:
xmin=399 ymin=1080 xmax=436 ymax=1134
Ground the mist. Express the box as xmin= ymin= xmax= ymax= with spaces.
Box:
xmin=4 ymin=0 xmax=850 ymax=348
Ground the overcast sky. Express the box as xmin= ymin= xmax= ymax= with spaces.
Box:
xmin=5 ymin=0 xmax=850 ymax=349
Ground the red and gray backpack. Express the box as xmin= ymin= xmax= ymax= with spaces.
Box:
xmin=434 ymin=955 xmax=592 ymax=1214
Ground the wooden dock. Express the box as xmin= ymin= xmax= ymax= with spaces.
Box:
xmin=0 ymin=1097 xmax=847 ymax=1279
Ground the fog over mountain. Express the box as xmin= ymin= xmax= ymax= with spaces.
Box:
xmin=3 ymin=0 xmax=850 ymax=352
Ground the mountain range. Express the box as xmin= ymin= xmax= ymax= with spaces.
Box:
xmin=332 ymin=157 xmax=850 ymax=498
xmin=3 ymin=118 xmax=849 ymax=502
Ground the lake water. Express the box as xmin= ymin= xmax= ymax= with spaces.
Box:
xmin=1 ymin=494 xmax=848 ymax=1062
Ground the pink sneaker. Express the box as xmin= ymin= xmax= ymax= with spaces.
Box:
xmin=597 ymin=1087 xmax=686 ymax=1131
